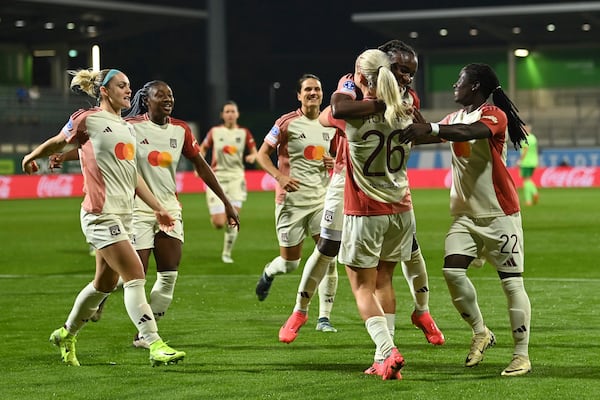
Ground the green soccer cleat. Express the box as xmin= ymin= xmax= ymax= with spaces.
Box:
xmin=149 ymin=340 xmax=185 ymax=367
xmin=49 ymin=327 xmax=80 ymax=366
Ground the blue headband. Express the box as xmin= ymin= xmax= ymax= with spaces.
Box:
xmin=101 ymin=69 xmax=121 ymax=87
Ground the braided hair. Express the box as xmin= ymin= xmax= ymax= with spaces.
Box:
xmin=122 ymin=80 xmax=164 ymax=118
xmin=378 ymin=39 xmax=417 ymax=58
xmin=463 ymin=63 xmax=528 ymax=149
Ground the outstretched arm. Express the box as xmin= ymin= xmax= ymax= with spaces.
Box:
xmin=400 ymin=121 xmax=491 ymax=144
xmin=22 ymin=132 xmax=67 ymax=174
xmin=330 ymin=93 xmax=384 ymax=119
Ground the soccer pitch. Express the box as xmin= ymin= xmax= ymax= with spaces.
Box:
xmin=1 ymin=188 xmax=599 ymax=399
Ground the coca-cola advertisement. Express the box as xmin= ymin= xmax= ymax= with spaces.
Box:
xmin=539 ymin=167 xmax=598 ymax=188
xmin=2 ymin=167 xmax=599 ymax=200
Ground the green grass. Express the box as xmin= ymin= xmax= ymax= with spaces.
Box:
xmin=1 ymin=188 xmax=599 ymax=399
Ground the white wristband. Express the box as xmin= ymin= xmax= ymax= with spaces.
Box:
xmin=430 ymin=123 xmax=440 ymax=136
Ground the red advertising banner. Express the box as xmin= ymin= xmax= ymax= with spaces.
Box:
xmin=1 ymin=167 xmax=599 ymax=200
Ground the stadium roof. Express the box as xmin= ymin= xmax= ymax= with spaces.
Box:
xmin=352 ymin=2 xmax=600 ymax=51
xmin=0 ymin=0 xmax=206 ymax=46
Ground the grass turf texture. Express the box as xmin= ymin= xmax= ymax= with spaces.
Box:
xmin=1 ymin=188 xmax=599 ymax=399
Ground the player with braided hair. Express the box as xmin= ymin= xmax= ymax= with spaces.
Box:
xmin=399 ymin=63 xmax=532 ymax=377
xmin=22 ymin=69 xmax=186 ymax=366
xmin=48 ymin=80 xmax=239 ymax=349
xmin=122 ymin=80 xmax=239 ymax=347
xmin=279 ymin=40 xmax=445 ymax=364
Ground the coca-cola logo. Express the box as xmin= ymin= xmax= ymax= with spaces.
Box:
xmin=0 ymin=177 xmax=11 ymax=199
xmin=540 ymin=167 xmax=596 ymax=187
xmin=37 ymin=175 xmax=75 ymax=197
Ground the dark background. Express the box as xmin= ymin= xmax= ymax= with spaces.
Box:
xmin=3 ymin=0 xmax=597 ymax=136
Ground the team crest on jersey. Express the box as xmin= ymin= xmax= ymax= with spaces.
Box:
xmin=236 ymin=137 xmax=242 ymax=143
xmin=170 ymin=138 xmax=177 ymax=148
xmin=322 ymin=132 xmax=330 ymax=141
xmin=323 ymin=209 xmax=334 ymax=223
xmin=481 ymin=115 xmax=498 ymax=124
xmin=109 ymin=224 xmax=122 ymax=236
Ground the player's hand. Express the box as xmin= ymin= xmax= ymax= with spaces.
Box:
xmin=154 ymin=209 xmax=176 ymax=232
xmin=49 ymin=153 xmax=64 ymax=171
xmin=411 ymin=108 xmax=427 ymax=123
xmin=322 ymin=154 xmax=334 ymax=170
xmin=245 ymin=153 xmax=257 ymax=164
xmin=276 ymin=175 xmax=300 ymax=193
xmin=225 ymin=204 xmax=240 ymax=231
xmin=22 ymin=156 xmax=39 ymax=175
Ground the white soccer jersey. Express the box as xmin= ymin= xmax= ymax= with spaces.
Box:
xmin=62 ymin=107 xmax=137 ymax=214
xmin=263 ymin=109 xmax=335 ymax=206
xmin=202 ymin=125 xmax=256 ymax=179
xmin=440 ymin=103 xmax=520 ymax=218
xmin=127 ymin=113 xmax=201 ymax=213
xmin=326 ymin=103 xmax=413 ymax=216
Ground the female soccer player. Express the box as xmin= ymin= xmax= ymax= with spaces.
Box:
xmin=123 ymin=81 xmax=239 ymax=347
xmin=200 ymin=101 xmax=257 ymax=263
xmin=254 ymin=74 xmax=337 ymax=331
xmin=22 ymin=69 xmax=185 ymax=366
xmin=399 ymin=63 xmax=532 ymax=377
xmin=320 ymin=49 xmax=415 ymax=380
xmin=279 ymin=41 xmax=445 ymax=358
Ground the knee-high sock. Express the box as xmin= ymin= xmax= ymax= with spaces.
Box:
xmin=318 ymin=258 xmax=338 ymax=319
xmin=65 ymin=282 xmax=110 ymax=334
xmin=402 ymin=248 xmax=430 ymax=312
xmin=123 ymin=279 xmax=160 ymax=345
xmin=366 ymin=316 xmax=395 ymax=360
xmin=443 ymin=268 xmax=485 ymax=334
xmin=223 ymin=225 xmax=238 ymax=257
xmin=150 ymin=271 xmax=178 ymax=321
xmin=374 ymin=313 xmax=396 ymax=362
xmin=264 ymin=256 xmax=300 ymax=277
xmin=501 ymin=277 xmax=531 ymax=356
xmin=294 ymin=247 xmax=333 ymax=313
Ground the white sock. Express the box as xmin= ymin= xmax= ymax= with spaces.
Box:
xmin=374 ymin=313 xmax=396 ymax=362
xmin=150 ymin=271 xmax=178 ymax=321
xmin=294 ymin=247 xmax=333 ymax=313
xmin=365 ymin=316 xmax=395 ymax=360
xmin=501 ymin=277 xmax=531 ymax=356
xmin=402 ymin=248 xmax=430 ymax=312
xmin=317 ymin=258 xmax=338 ymax=319
xmin=65 ymin=282 xmax=110 ymax=334
xmin=443 ymin=268 xmax=485 ymax=334
xmin=123 ymin=279 xmax=160 ymax=345
xmin=264 ymin=256 xmax=300 ymax=277
xmin=223 ymin=226 xmax=238 ymax=257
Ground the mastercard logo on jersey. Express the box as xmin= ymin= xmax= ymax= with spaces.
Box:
xmin=222 ymin=145 xmax=238 ymax=155
xmin=148 ymin=151 xmax=173 ymax=167
xmin=304 ymin=145 xmax=326 ymax=160
xmin=114 ymin=142 xmax=135 ymax=160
